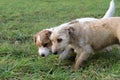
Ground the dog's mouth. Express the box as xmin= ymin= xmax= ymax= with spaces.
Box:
xmin=52 ymin=47 xmax=66 ymax=55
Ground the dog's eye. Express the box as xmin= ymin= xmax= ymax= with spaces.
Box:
xmin=57 ymin=38 xmax=63 ymax=43
xmin=43 ymin=43 xmax=48 ymax=47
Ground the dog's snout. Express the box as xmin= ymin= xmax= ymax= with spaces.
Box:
xmin=41 ymin=54 xmax=45 ymax=57
xmin=53 ymin=51 xmax=58 ymax=55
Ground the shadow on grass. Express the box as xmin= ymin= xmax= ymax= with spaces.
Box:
xmin=56 ymin=48 xmax=120 ymax=71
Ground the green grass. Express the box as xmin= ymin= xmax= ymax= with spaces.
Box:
xmin=0 ymin=0 xmax=120 ymax=80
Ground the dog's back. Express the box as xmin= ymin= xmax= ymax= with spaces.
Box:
xmin=85 ymin=17 xmax=120 ymax=50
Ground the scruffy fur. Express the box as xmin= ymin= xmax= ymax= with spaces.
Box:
xmin=50 ymin=17 xmax=120 ymax=71
xmin=34 ymin=0 xmax=115 ymax=60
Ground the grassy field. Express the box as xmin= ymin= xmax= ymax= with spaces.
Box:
xmin=0 ymin=0 xmax=120 ymax=80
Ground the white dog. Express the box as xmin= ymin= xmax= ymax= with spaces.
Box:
xmin=50 ymin=17 xmax=120 ymax=71
xmin=34 ymin=0 xmax=115 ymax=60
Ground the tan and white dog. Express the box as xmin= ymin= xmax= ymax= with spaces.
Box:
xmin=50 ymin=17 xmax=120 ymax=71
xmin=34 ymin=0 xmax=115 ymax=60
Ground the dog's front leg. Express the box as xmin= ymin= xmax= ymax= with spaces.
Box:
xmin=75 ymin=48 xmax=82 ymax=62
xmin=74 ymin=51 xmax=89 ymax=71
xmin=74 ymin=45 xmax=93 ymax=71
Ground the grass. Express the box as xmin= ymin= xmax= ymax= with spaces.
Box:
xmin=0 ymin=0 xmax=120 ymax=80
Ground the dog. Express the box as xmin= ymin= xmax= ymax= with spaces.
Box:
xmin=50 ymin=17 xmax=120 ymax=71
xmin=34 ymin=0 xmax=115 ymax=60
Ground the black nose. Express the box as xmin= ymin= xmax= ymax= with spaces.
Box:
xmin=53 ymin=51 xmax=58 ymax=55
xmin=41 ymin=54 xmax=45 ymax=57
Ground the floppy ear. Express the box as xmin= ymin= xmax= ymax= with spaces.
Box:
xmin=47 ymin=31 xmax=52 ymax=37
xmin=65 ymin=27 xmax=75 ymax=40
xmin=65 ymin=27 xmax=74 ymax=36
xmin=68 ymin=27 xmax=74 ymax=35
xmin=45 ymin=31 xmax=52 ymax=37
xmin=34 ymin=35 xmax=37 ymax=44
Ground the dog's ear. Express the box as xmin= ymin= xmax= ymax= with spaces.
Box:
xmin=34 ymin=35 xmax=37 ymax=44
xmin=45 ymin=31 xmax=52 ymax=37
xmin=65 ymin=27 xmax=75 ymax=41
xmin=65 ymin=27 xmax=74 ymax=35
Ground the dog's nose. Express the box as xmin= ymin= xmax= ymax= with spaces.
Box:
xmin=53 ymin=51 xmax=58 ymax=55
xmin=41 ymin=54 xmax=45 ymax=57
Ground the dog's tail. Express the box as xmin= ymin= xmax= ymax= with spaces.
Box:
xmin=103 ymin=0 xmax=115 ymax=18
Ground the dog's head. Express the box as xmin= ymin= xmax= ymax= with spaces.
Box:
xmin=50 ymin=26 xmax=74 ymax=55
xmin=34 ymin=30 xmax=52 ymax=57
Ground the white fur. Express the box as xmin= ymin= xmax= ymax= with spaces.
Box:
xmin=46 ymin=28 xmax=54 ymax=32
xmin=38 ymin=46 xmax=50 ymax=57
xmin=37 ymin=36 xmax=41 ymax=42
xmin=76 ymin=18 xmax=98 ymax=22
xmin=103 ymin=0 xmax=115 ymax=18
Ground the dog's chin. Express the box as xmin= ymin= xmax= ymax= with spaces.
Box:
xmin=57 ymin=48 xmax=65 ymax=54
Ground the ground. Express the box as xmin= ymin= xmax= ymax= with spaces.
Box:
xmin=0 ymin=0 xmax=120 ymax=80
